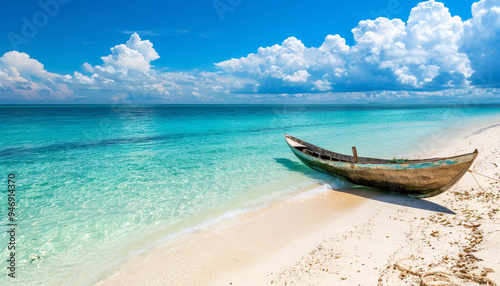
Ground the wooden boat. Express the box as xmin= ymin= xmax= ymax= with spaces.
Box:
xmin=285 ymin=134 xmax=478 ymax=197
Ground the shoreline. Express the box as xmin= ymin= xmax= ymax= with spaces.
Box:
xmin=96 ymin=120 xmax=500 ymax=285
xmin=96 ymin=185 xmax=372 ymax=285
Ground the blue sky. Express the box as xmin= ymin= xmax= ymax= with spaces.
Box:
xmin=0 ymin=0 xmax=499 ymax=103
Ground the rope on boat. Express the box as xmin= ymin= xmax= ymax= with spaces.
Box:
xmin=467 ymin=170 xmax=500 ymax=194
xmin=469 ymin=171 xmax=487 ymax=193
xmin=468 ymin=170 xmax=500 ymax=183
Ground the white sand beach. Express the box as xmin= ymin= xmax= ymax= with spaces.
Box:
xmin=97 ymin=121 xmax=500 ymax=286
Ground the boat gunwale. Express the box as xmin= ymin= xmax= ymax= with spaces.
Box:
xmin=284 ymin=134 xmax=478 ymax=166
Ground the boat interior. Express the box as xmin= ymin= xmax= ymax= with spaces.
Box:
xmin=285 ymin=134 xmax=441 ymax=164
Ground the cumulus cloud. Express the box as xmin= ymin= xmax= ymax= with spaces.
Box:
xmin=83 ymin=33 xmax=160 ymax=83
xmin=0 ymin=51 xmax=73 ymax=101
xmin=67 ymin=33 xmax=248 ymax=102
xmin=216 ymin=35 xmax=349 ymax=92
xmin=0 ymin=51 xmax=59 ymax=81
xmin=460 ymin=0 xmax=500 ymax=86
xmin=216 ymin=0 xmax=478 ymax=93
xmin=349 ymin=1 xmax=471 ymax=89
xmin=71 ymin=33 xmax=176 ymax=99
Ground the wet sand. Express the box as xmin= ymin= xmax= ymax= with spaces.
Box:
xmin=97 ymin=186 xmax=369 ymax=285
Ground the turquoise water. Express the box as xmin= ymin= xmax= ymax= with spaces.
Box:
xmin=1 ymin=104 xmax=499 ymax=285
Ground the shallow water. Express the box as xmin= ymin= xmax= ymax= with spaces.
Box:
xmin=0 ymin=104 xmax=499 ymax=285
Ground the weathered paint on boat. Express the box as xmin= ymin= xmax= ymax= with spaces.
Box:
xmin=285 ymin=134 xmax=478 ymax=197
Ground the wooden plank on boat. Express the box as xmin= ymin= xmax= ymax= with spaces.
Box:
xmin=352 ymin=146 xmax=358 ymax=163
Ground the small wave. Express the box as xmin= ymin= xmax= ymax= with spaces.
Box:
xmin=285 ymin=182 xmax=342 ymax=202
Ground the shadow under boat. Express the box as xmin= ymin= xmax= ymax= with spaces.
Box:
xmin=331 ymin=185 xmax=455 ymax=215
xmin=274 ymin=157 xmax=456 ymax=215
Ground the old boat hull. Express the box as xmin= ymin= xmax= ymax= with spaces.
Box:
xmin=285 ymin=135 xmax=478 ymax=197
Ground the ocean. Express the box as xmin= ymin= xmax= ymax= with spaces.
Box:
xmin=1 ymin=104 xmax=499 ymax=285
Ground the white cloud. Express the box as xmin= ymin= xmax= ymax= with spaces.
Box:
xmin=65 ymin=34 xmax=249 ymax=102
xmin=283 ymin=70 xmax=310 ymax=82
xmin=349 ymin=1 xmax=471 ymax=89
xmin=312 ymin=79 xmax=331 ymax=91
xmin=0 ymin=66 xmax=26 ymax=83
xmin=83 ymin=33 xmax=160 ymax=82
xmin=216 ymin=36 xmax=348 ymax=92
xmin=0 ymin=51 xmax=73 ymax=101
xmin=125 ymin=33 xmax=160 ymax=63
xmin=71 ymin=33 xmax=178 ymax=100
xmin=216 ymin=0 xmax=475 ymax=93
xmin=72 ymin=72 xmax=95 ymax=85
xmin=461 ymin=0 xmax=500 ymax=86
xmin=0 ymin=51 xmax=58 ymax=81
